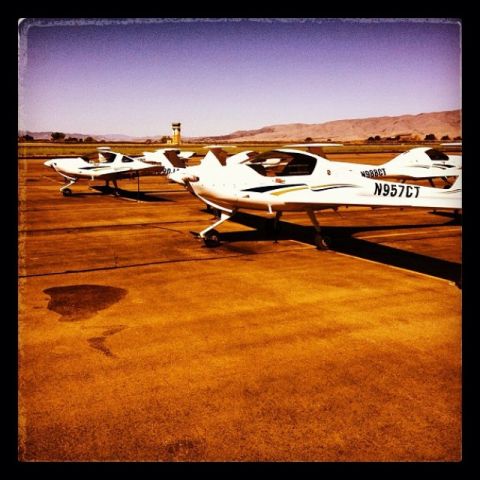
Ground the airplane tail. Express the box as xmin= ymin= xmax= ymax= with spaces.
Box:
xmin=142 ymin=149 xmax=186 ymax=169
xmin=380 ymin=148 xmax=429 ymax=169
xmin=163 ymin=150 xmax=186 ymax=168
xmin=380 ymin=147 xmax=462 ymax=170
xmin=200 ymin=150 xmax=226 ymax=169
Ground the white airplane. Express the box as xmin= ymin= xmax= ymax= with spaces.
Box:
xmin=146 ymin=144 xmax=461 ymax=190
xmin=286 ymin=144 xmax=462 ymax=185
xmin=167 ymin=147 xmax=461 ymax=248
xmin=44 ymin=147 xmax=179 ymax=196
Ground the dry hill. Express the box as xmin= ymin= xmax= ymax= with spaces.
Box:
xmin=197 ymin=110 xmax=461 ymax=142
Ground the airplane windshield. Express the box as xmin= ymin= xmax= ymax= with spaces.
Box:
xmin=425 ymin=149 xmax=449 ymax=161
xmin=245 ymin=151 xmax=317 ymax=176
xmin=81 ymin=151 xmax=117 ymax=163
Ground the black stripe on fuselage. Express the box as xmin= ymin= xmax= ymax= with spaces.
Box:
xmin=79 ymin=165 xmax=111 ymax=170
xmin=241 ymin=183 xmax=306 ymax=193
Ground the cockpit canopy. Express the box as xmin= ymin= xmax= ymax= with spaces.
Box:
xmin=244 ymin=150 xmax=317 ymax=177
xmin=81 ymin=151 xmax=135 ymax=164
xmin=424 ymin=149 xmax=449 ymax=161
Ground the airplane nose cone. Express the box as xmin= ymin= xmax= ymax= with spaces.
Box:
xmin=44 ymin=159 xmax=56 ymax=167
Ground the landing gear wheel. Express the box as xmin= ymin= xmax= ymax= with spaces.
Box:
xmin=62 ymin=188 xmax=72 ymax=197
xmin=114 ymin=190 xmax=121 ymax=197
xmin=203 ymin=229 xmax=221 ymax=248
xmin=314 ymin=233 xmax=330 ymax=250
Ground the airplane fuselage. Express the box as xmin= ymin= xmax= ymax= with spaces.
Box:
xmin=189 ymin=164 xmax=461 ymax=213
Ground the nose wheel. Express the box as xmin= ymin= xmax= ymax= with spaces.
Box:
xmin=197 ymin=210 xmax=235 ymax=248
xmin=60 ymin=179 xmax=77 ymax=196
xmin=203 ymin=229 xmax=221 ymax=247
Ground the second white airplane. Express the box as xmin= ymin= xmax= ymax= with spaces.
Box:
xmin=165 ymin=147 xmax=462 ymax=248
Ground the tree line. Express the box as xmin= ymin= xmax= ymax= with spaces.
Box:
xmin=366 ymin=134 xmax=461 ymax=143
xmin=18 ymin=132 xmax=172 ymax=143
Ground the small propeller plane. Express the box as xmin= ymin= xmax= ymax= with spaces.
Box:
xmin=167 ymin=147 xmax=461 ymax=248
xmin=286 ymin=144 xmax=462 ymax=185
xmin=145 ymin=143 xmax=461 ymax=189
xmin=44 ymin=147 xmax=174 ymax=196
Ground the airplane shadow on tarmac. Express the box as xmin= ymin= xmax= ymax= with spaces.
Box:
xmin=217 ymin=210 xmax=462 ymax=286
xmin=85 ymin=186 xmax=174 ymax=202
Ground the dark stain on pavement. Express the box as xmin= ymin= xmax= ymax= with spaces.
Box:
xmin=87 ymin=325 xmax=126 ymax=358
xmin=44 ymin=285 xmax=127 ymax=321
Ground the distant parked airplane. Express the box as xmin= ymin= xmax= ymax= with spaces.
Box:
xmin=44 ymin=147 xmax=192 ymax=196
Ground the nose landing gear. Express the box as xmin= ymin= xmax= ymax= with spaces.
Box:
xmin=60 ymin=179 xmax=77 ymax=196
xmin=195 ymin=210 xmax=236 ymax=247
xmin=203 ymin=229 xmax=221 ymax=247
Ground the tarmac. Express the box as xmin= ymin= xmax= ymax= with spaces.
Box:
xmin=18 ymin=154 xmax=462 ymax=461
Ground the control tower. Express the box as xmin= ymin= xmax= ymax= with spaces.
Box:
xmin=172 ymin=122 xmax=181 ymax=145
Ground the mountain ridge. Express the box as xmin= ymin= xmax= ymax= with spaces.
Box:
xmin=194 ymin=110 xmax=461 ymax=142
xmin=19 ymin=110 xmax=461 ymax=142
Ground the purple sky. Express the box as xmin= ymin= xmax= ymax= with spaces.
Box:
xmin=18 ymin=18 xmax=461 ymax=138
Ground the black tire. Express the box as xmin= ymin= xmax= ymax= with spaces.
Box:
xmin=315 ymin=233 xmax=330 ymax=250
xmin=203 ymin=229 xmax=221 ymax=247
xmin=62 ymin=188 xmax=72 ymax=197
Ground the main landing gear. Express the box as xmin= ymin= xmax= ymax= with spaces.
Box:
xmin=100 ymin=179 xmax=121 ymax=196
xmin=112 ymin=179 xmax=120 ymax=197
xmin=265 ymin=211 xmax=282 ymax=242
xmin=194 ymin=206 xmax=331 ymax=250
xmin=306 ymin=209 xmax=330 ymax=250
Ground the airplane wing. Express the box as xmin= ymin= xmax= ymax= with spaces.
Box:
xmin=87 ymin=164 xmax=165 ymax=179
xmin=280 ymin=174 xmax=461 ymax=211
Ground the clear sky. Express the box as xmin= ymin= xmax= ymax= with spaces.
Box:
xmin=18 ymin=18 xmax=461 ymax=138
